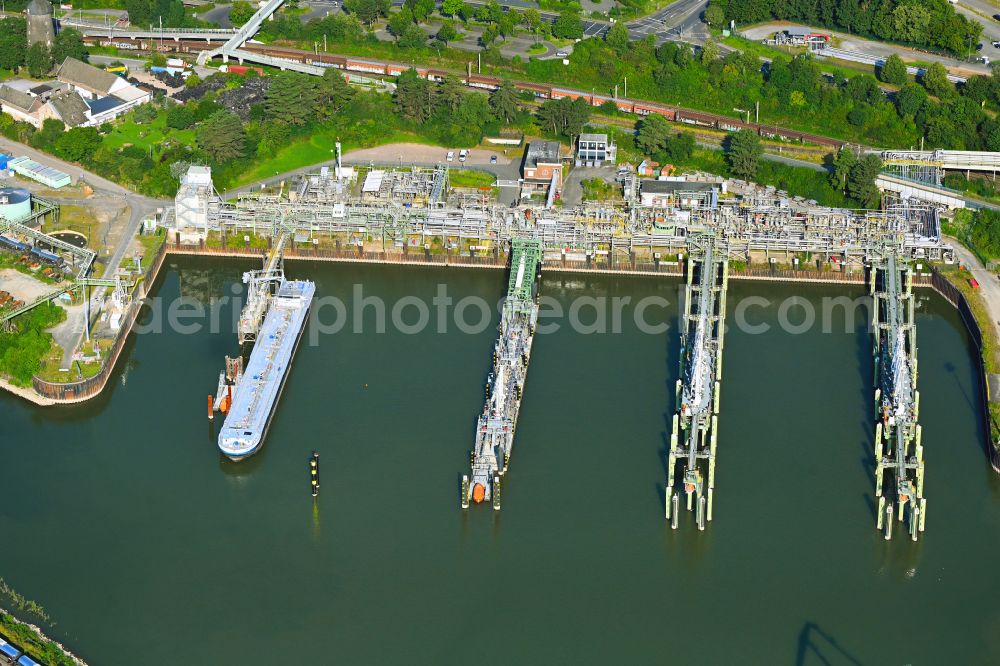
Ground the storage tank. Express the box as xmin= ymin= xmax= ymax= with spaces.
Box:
xmin=0 ymin=188 xmax=32 ymax=222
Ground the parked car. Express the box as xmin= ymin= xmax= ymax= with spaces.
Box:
xmin=459 ymin=149 xmax=468 ymax=162
xmin=992 ymin=40 xmax=1000 ymax=49
xmin=556 ymin=51 xmax=569 ymax=57
xmin=976 ymin=42 xmax=984 ymax=51
xmin=994 ymin=13 xmax=1000 ymax=20
xmin=446 ymin=151 xmax=454 ymax=162
xmin=490 ymin=154 xmax=497 ymax=164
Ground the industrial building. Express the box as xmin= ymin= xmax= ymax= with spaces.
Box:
xmin=575 ymin=133 xmax=616 ymax=167
xmin=639 ymin=178 xmax=722 ymax=209
xmin=8 ymin=157 xmax=71 ymax=189
xmin=521 ymin=140 xmax=563 ymax=200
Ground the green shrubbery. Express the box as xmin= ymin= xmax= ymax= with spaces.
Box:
xmin=0 ymin=302 xmax=65 ymax=387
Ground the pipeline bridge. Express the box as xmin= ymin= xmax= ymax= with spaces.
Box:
xmin=0 ymin=199 xmax=134 ymax=328
xmin=871 ymin=244 xmax=926 ymax=541
xmin=666 ymin=232 xmax=728 ymax=530
xmin=173 ymin=168 xmax=955 ymax=531
xmin=237 ymin=229 xmax=290 ymax=344
xmin=204 ymin=189 xmax=951 ymax=266
xmin=461 ymin=238 xmax=541 ymax=509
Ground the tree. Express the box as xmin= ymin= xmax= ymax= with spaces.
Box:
xmin=635 ymin=113 xmax=672 ymax=154
xmin=724 ymin=129 xmax=762 ymax=180
xmin=229 ymin=0 xmax=255 ymax=25
xmin=704 ymin=4 xmax=725 ymax=26
xmin=605 ymin=21 xmax=629 ymax=53
xmin=663 ymin=131 xmax=695 ymax=161
xmin=879 ymin=54 xmax=907 ymax=86
xmin=394 ymin=68 xmax=435 ymax=122
xmin=52 ymin=28 xmax=88 ymax=64
xmin=404 ymin=0 xmax=435 ymax=22
xmin=829 ymin=146 xmax=856 ymax=192
xmin=55 ymin=127 xmax=101 ymax=162
xmin=265 ymin=73 xmax=320 ymax=124
xmin=441 ymin=0 xmax=464 ymax=17
xmin=196 ymin=110 xmax=246 ymax=163
xmin=846 ymin=154 xmax=882 ymax=206
xmin=388 ymin=7 xmax=414 ymax=37
xmin=0 ymin=18 xmax=27 ymax=71
xmin=436 ymin=20 xmax=459 ymax=45
xmin=437 ymin=74 xmax=465 ymax=112
xmin=536 ymin=96 xmax=590 ymax=137
xmin=32 ymin=119 xmax=65 ymax=150
xmin=522 ymin=8 xmax=542 ymax=41
xmin=25 ymin=43 xmax=53 ymax=78
xmin=475 ymin=0 xmax=502 ymax=24
xmin=921 ymin=62 xmax=953 ymax=98
xmin=166 ymin=103 xmax=195 ymax=129
xmin=553 ymin=11 xmax=583 ymax=40
xmin=497 ymin=12 xmax=517 ymax=39
xmin=892 ymin=4 xmax=930 ymax=44
xmin=489 ymin=79 xmax=519 ymax=123
xmin=317 ymin=68 xmax=354 ymax=115
xmin=343 ymin=0 xmax=391 ymax=25
xmin=184 ymin=74 xmax=201 ymax=88
xmin=398 ymin=23 xmax=427 ymax=48
xmin=895 ymin=82 xmax=928 ymax=117
xmin=700 ymin=39 xmax=719 ymax=65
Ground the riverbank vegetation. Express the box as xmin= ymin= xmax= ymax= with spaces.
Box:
xmin=0 ymin=302 xmax=65 ymax=387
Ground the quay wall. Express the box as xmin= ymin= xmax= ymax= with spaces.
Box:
xmin=923 ymin=271 xmax=1000 ymax=472
xmin=7 ymin=238 xmax=989 ymax=479
xmin=27 ymin=240 xmax=169 ymax=403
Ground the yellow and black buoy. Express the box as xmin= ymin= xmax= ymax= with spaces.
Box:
xmin=309 ymin=451 xmax=320 ymax=497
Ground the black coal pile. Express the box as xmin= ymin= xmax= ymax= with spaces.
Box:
xmin=173 ymin=76 xmax=229 ymax=103
xmin=217 ymin=77 xmax=270 ymax=121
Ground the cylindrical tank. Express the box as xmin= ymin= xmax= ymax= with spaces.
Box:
xmin=0 ymin=188 xmax=32 ymax=222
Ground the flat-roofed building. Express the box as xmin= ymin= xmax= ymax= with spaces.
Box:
xmin=576 ymin=133 xmax=616 ymax=167
xmin=521 ymin=140 xmax=563 ymax=197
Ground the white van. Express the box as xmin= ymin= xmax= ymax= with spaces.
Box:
xmin=459 ymin=149 xmax=468 ymax=162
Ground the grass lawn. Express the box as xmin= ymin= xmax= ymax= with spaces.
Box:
xmin=51 ymin=205 xmax=100 ymax=243
xmin=232 ymin=128 xmax=442 ymax=189
xmin=136 ymin=229 xmax=166 ymax=271
xmin=448 ymin=169 xmax=496 ymax=188
xmin=103 ymin=113 xmax=196 ymax=156
xmin=527 ymin=43 xmax=547 ymax=55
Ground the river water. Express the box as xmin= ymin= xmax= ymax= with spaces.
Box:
xmin=1 ymin=257 xmax=999 ymax=665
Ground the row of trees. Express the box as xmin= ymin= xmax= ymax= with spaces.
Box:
xmin=0 ymin=20 xmax=87 ymax=73
xmin=709 ymin=0 xmax=982 ymax=57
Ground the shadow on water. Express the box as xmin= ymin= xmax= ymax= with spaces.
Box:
xmin=795 ymin=621 xmax=866 ymax=666
xmin=658 ymin=285 xmax=682 ymax=511
xmin=856 ymin=322 xmax=876 ymax=521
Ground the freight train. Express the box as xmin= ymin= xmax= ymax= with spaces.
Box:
xmin=85 ymin=37 xmax=847 ymax=149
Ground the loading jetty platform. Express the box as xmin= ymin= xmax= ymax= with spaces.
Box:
xmin=210 ymin=233 xmax=316 ymax=461
xmin=666 ymin=233 xmax=729 ymax=530
xmin=871 ymin=244 xmax=927 ymax=540
xmin=461 ymin=238 xmax=542 ymax=510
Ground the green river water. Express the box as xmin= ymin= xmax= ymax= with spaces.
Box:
xmin=1 ymin=256 xmax=999 ymax=665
